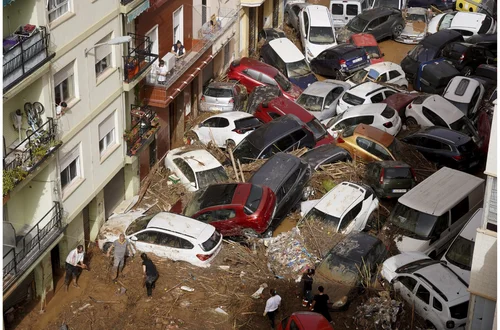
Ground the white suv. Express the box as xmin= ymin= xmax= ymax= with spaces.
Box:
xmin=299 ymin=5 xmax=337 ymax=64
xmin=336 ymin=82 xmax=398 ymax=114
xmin=442 ymin=76 xmax=485 ymax=120
xmin=381 ymin=252 xmax=470 ymax=330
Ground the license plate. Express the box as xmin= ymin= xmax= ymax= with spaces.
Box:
xmin=210 ymin=107 xmax=222 ymax=112
xmin=392 ymin=189 xmax=407 ymax=193
xmin=352 ymin=58 xmax=362 ymax=63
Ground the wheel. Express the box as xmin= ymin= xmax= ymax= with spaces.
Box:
xmin=392 ymin=24 xmax=403 ymax=38
xmin=405 ymin=116 xmax=418 ymax=127
xmin=33 ymin=102 xmax=45 ymax=115
xmin=425 ymin=321 xmax=437 ymax=330
xmin=103 ymin=242 xmax=112 ymax=253
xmin=461 ymin=66 xmax=473 ymax=77
xmin=226 ymin=139 xmax=236 ymax=150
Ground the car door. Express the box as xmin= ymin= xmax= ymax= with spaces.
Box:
xmin=366 ymin=18 xmax=383 ymax=40
xmin=393 ymin=275 xmax=418 ymax=306
xmin=414 ymin=283 xmax=433 ymax=321
xmin=370 ymin=92 xmax=384 ymax=104
xmin=388 ymin=70 xmax=406 ymax=86
xmin=428 ymin=211 xmax=451 ymax=255
xmin=324 ymin=86 xmax=345 ymax=116
xmin=345 ymin=3 xmax=360 ymax=25
xmin=155 ymin=232 xmax=194 ymax=261
xmin=369 ymin=141 xmax=395 ymax=160
xmin=331 ymin=3 xmax=345 ymax=28
xmin=279 ymin=169 xmax=300 ymax=213
xmin=132 ymin=230 xmax=160 ymax=255
xmin=211 ymin=117 xmax=230 ymax=146
xmin=197 ymin=117 xmax=220 ymax=143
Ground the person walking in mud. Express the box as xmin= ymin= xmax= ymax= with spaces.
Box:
xmin=301 ymin=268 xmax=315 ymax=307
xmin=107 ymin=233 xmax=134 ymax=281
xmin=310 ymin=286 xmax=333 ymax=324
xmin=263 ymin=288 xmax=281 ymax=329
xmin=64 ymin=245 xmax=87 ymax=292
xmin=141 ymin=253 xmax=158 ymax=300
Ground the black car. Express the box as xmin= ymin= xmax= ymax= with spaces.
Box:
xmin=364 ymin=161 xmax=417 ymax=199
xmin=258 ymin=28 xmax=286 ymax=44
xmin=413 ymin=60 xmax=460 ymax=94
xmin=300 ymin=144 xmax=352 ymax=171
xmin=402 ymin=127 xmax=483 ymax=172
xmin=466 ymin=33 xmax=497 ymax=56
xmin=401 ymin=30 xmax=464 ymax=80
xmin=470 ymin=64 xmax=497 ymax=92
xmin=337 ymin=7 xmax=405 ymax=43
xmin=249 ymin=153 xmax=311 ymax=223
xmin=315 ymin=232 xmax=388 ymax=310
xmin=310 ymin=44 xmax=370 ymax=79
xmin=442 ymin=42 xmax=496 ymax=76
xmin=233 ymin=114 xmax=316 ymax=164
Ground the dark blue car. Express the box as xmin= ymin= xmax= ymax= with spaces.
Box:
xmin=309 ymin=44 xmax=370 ymax=79
xmin=408 ymin=0 xmax=455 ymax=11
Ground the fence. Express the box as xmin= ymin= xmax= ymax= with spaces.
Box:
xmin=123 ymin=33 xmax=158 ymax=83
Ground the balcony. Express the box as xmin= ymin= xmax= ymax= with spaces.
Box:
xmin=3 ymin=117 xmax=61 ymax=197
xmin=120 ymin=0 xmax=150 ymax=15
xmin=124 ymin=105 xmax=160 ymax=156
xmin=3 ymin=25 xmax=55 ymax=96
xmin=3 ymin=202 xmax=64 ymax=292
xmin=123 ymin=33 xmax=159 ymax=92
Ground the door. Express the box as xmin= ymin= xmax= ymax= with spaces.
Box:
xmin=413 ymin=284 xmax=432 ymax=322
xmin=330 ymin=3 xmax=345 ymax=27
xmin=173 ymin=7 xmax=184 ymax=45
xmin=470 ymin=295 xmax=496 ymax=330
xmin=155 ymin=232 xmax=194 ymax=262
xmin=133 ymin=230 xmax=159 ymax=255
xmin=197 ymin=117 xmax=219 ymax=145
xmin=104 ymin=169 xmax=125 ymax=220
xmin=345 ymin=3 xmax=360 ymax=24
xmin=394 ymin=276 xmax=417 ymax=303
xmin=145 ymin=25 xmax=159 ymax=84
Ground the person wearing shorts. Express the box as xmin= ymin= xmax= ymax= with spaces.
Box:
xmin=107 ymin=234 xmax=134 ymax=281
xmin=64 ymin=245 xmax=87 ymax=292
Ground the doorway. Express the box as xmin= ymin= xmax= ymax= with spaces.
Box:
xmin=145 ymin=25 xmax=159 ymax=84
xmin=82 ymin=206 xmax=90 ymax=248
xmin=50 ymin=245 xmax=62 ymax=289
xmin=202 ymin=0 xmax=207 ymax=25
xmin=173 ymin=6 xmax=184 ymax=45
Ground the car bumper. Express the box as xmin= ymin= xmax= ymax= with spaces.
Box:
xmin=395 ymin=36 xmax=423 ymax=45
xmin=200 ymin=102 xmax=234 ymax=112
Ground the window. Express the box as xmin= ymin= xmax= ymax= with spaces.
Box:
xmin=274 ymin=134 xmax=295 ymax=151
xmin=331 ymin=4 xmax=343 ymax=14
xmin=421 ymin=137 xmax=451 ymax=151
xmin=156 ymin=232 xmax=194 ymax=249
xmin=422 ymin=107 xmax=448 ymax=127
xmin=95 ymin=34 xmax=113 ymax=77
xmin=339 ymin=202 xmax=362 ymax=231
xmin=203 ymin=118 xmax=220 ymax=127
xmin=451 ymin=197 xmax=469 ymax=224
xmin=399 ymin=276 xmax=417 ymax=291
xmin=415 ymin=285 xmax=430 ymax=304
xmin=268 ymin=112 xmax=281 ymax=120
xmin=244 ymin=69 xmax=261 ymax=81
xmin=357 ymin=137 xmax=372 ymax=151
xmin=290 ymin=320 xmax=300 ymax=330
xmin=433 ymin=298 xmax=443 ymax=311
xmin=196 ymin=211 xmax=215 ymax=223
xmin=384 ymin=90 xmax=396 ymax=98
xmin=173 ymin=159 xmax=196 ymax=183
xmin=48 ymin=0 xmax=70 ymax=23
xmin=346 ymin=4 xmax=358 ymax=15
xmin=389 ymin=70 xmax=401 ymax=80
xmin=218 ymin=118 xmax=230 ymax=127
xmin=54 ymin=62 xmax=76 ymax=105
xmin=303 ymin=13 xmax=309 ymax=36
xmin=98 ymin=112 xmax=116 ymax=156
xmin=135 ymin=231 xmax=158 ymax=244
xmin=60 ymin=145 xmax=81 ymax=191
xmin=283 ymin=170 xmax=299 ymax=193
xmin=260 ymin=74 xmax=277 ymax=86
xmin=367 ymin=18 xmax=381 ymax=30
xmin=378 ymin=73 xmax=388 ymax=82
xmin=291 ymin=130 xmax=307 ymax=144
xmin=371 ymin=143 xmax=393 ymax=161
xmin=431 ymin=212 xmax=450 ymax=237
xmin=173 ymin=6 xmax=184 ymax=46
xmin=214 ymin=209 xmax=236 ymax=220
xmin=370 ymin=93 xmax=384 ymax=103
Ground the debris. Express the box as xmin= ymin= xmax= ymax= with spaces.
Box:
xmin=180 ymin=286 xmax=194 ymax=292
xmin=354 ymin=295 xmax=403 ymax=330
xmin=214 ymin=307 xmax=229 ymax=315
xmin=73 ymin=303 xmax=91 ymax=314
xmin=251 ymin=283 xmax=268 ymax=299
xmin=218 ymin=265 xmax=230 ymax=271
xmin=88 ymin=296 xmax=120 ymax=304
xmin=179 ymin=301 xmax=191 ymax=308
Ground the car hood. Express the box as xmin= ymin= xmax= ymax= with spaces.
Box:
xmin=98 ymin=210 xmax=146 ymax=240
xmin=428 ymin=14 xmax=444 ymax=34
xmin=337 ymin=27 xmax=355 ymax=43
xmin=401 ymin=21 xmax=427 ymax=38
xmin=381 ymin=251 xmax=430 ymax=282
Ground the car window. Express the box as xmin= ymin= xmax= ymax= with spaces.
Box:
xmin=421 ymin=137 xmax=451 ymax=151
xmin=214 ymin=209 xmax=236 ymax=220
xmin=371 ymin=143 xmax=393 ymax=161
xmin=399 ymin=276 xmax=418 ymax=291
xmin=422 ymin=107 xmax=448 ymax=127
xmin=389 ymin=70 xmax=401 ymax=80
xmin=378 ymin=73 xmax=388 ymax=82
xmin=325 ymin=90 xmax=337 ymax=107
xmin=451 ymin=197 xmax=469 ymax=224
xmin=469 ymin=87 xmax=481 ymax=114
xmin=370 ymin=93 xmax=384 ymax=103
xmin=274 ymin=134 xmax=296 ymax=151
xmin=346 ymin=4 xmax=358 ymax=15
xmin=290 ymin=320 xmax=300 ymax=330
xmin=260 ymin=73 xmax=277 ymax=86
xmin=367 ymin=18 xmax=382 ymax=30
xmin=203 ymin=118 xmax=220 ymax=127
xmin=357 ymin=115 xmax=375 ymax=125
xmin=357 ymin=137 xmax=372 ymax=151
xmin=173 ymin=158 xmax=196 ymax=183
xmin=283 ymin=170 xmax=299 ymax=193
xmin=303 ymin=12 xmax=310 ymax=35
xmin=433 ymin=297 xmax=443 ymax=311
xmin=245 ymin=69 xmax=262 ymax=80
xmin=291 ymin=129 xmax=307 ymax=144
xmin=156 ymin=232 xmax=189 ymax=249
xmin=218 ymin=118 xmax=230 ymax=127
xmin=269 ymin=112 xmax=281 ymax=119
xmin=339 ymin=202 xmax=362 ymax=231
xmin=415 ymin=284 xmax=430 ymax=305
xmin=135 ymin=231 xmax=159 ymax=244
xmin=292 ymin=6 xmax=301 ymax=15
xmin=195 ymin=211 xmax=215 ymax=223
xmin=432 ymin=212 xmax=450 ymax=237
xmin=384 ymin=90 xmax=396 ymax=98
xmin=331 ymin=3 xmax=343 ymax=14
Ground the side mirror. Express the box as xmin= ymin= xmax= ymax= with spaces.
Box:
xmin=190 ymin=182 xmax=196 ymax=188
xmin=131 ymin=236 xmax=138 ymax=241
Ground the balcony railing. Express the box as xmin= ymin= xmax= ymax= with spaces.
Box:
xmin=123 ymin=33 xmax=158 ymax=83
xmin=3 ymin=117 xmax=61 ymax=196
xmin=3 ymin=25 xmax=55 ymax=93
xmin=125 ymin=105 xmax=160 ymax=156
xmin=3 ymin=202 xmax=64 ymax=292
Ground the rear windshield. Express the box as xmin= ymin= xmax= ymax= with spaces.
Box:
xmin=445 ymin=235 xmax=474 ymax=271
xmin=363 ymin=46 xmax=382 ymax=59
xmin=307 ymin=118 xmax=328 ymax=141
xmin=309 ymin=27 xmax=335 ymax=45
xmin=287 ymin=60 xmax=312 ymax=78
xmin=245 ymin=185 xmax=263 ymax=214
xmin=381 ymin=106 xmax=396 ymax=119
xmin=201 ymin=230 xmax=221 ymax=252
xmin=297 ymin=94 xmax=324 ymax=112
xmin=342 ymin=92 xmax=364 ymax=106
xmin=275 ymin=72 xmax=292 ymax=92
xmin=233 ymin=139 xmax=261 ymax=163
xmin=408 ymin=44 xmax=438 ymax=62
xmin=235 ymin=117 xmax=262 ymax=130
xmin=205 ymin=87 xmax=233 ymax=98
xmin=449 ymin=301 xmax=469 ymax=320
xmin=125 ymin=214 xmax=155 ymax=235
xmin=478 ymin=16 xmax=493 ymax=34
xmin=196 ymin=166 xmax=229 ymax=189
xmin=389 ymin=202 xmax=438 ymax=239
xmin=344 ymin=49 xmax=365 ymax=60
xmin=385 ymin=167 xmax=412 ymax=179
xmin=373 ymin=0 xmax=400 ymax=8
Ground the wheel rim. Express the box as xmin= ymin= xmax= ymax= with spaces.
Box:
xmin=394 ymin=25 xmax=403 ymax=37
xmin=406 ymin=117 xmax=417 ymax=126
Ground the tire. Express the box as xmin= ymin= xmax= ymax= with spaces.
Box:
xmin=226 ymin=139 xmax=236 ymax=150
xmin=392 ymin=24 xmax=403 ymax=38
xmin=425 ymin=321 xmax=437 ymax=330
xmin=405 ymin=116 xmax=418 ymax=127
xmin=461 ymin=66 xmax=473 ymax=77
xmin=103 ymin=242 xmax=112 ymax=253
xmin=33 ymin=102 xmax=45 ymax=115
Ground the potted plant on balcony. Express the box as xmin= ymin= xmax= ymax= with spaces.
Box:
xmin=3 ymin=167 xmax=28 ymax=196
xmin=129 ymin=140 xmax=143 ymax=156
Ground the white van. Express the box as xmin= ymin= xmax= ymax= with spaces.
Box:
xmin=441 ymin=208 xmax=483 ymax=285
xmin=387 ymin=167 xmax=485 ymax=258
xmin=329 ymin=0 xmax=372 ymax=28
xmin=299 ymin=5 xmax=337 ymax=63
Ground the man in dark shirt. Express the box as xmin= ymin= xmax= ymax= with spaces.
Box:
xmin=141 ymin=253 xmax=158 ymax=299
xmin=302 ymin=269 xmax=315 ymax=306
xmin=310 ymin=286 xmax=333 ymax=323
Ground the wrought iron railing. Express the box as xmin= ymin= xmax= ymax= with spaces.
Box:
xmin=3 ymin=117 xmax=58 ymax=172
xmin=125 ymin=105 xmax=160 ymax=156
xmin=123 ymin=33 xmax=158 ymax=83
xmin=3 ymin=202 xmax=64 ymax=291
xmin=3 ymin=26 xmax=54 ymax=93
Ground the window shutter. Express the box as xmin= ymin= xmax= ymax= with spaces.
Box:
xmin=99 ymin=112 xmax=116 ymax=139
xmin=95 ymin=34 xmax=112 ymax=63
xmin=54 ymin=61 xmax=74 ymax=86
xmin=60 ymin=145 xmax=80 ymax=170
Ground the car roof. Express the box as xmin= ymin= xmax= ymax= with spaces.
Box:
xmin=146 ymin=212 xmax=215 ymax=240
xmin=421 ymin=29 xmax=463 ymax=48
xmin=329 ymin=43 xmax=358 ymax=55
xmin=249 ymin=153 xmax=303 ymax=191
xmin=301 ymin=144 xmax=349 ymax=164
xmin=415 ymin=126 xmax=471 ymax=145
xmin=342 ymin=103 xmax=387 ymax=117
xmin=421 ymin=94 xmax=464 ymax=123
xmin=350 ymin=33 xmax=378 ymax=46
xmin=291 ymin=312 xmax=332 ymax=328
xmin=406 ymin=7 xmax=427 ymax=14
xmin=364 ymin=61 xmax=401 ymax=73
xmin=353 ymin=124 xmax=394 ymax=147
xmin=329 ymin=232 xmax=382 ymax=262
xmin=267 ymin=96 xmax=314 ymax=122
xmin=207 ymin=81 xmax=236 ymax=89
xmin=450 ymin=12 xmax=487 ymax=31
xmin=246 ymin=114 xmax=304 ymax=149
xmin=360 ymin=6 xmax=400 ymax=19
xmin=315 ymin=182 xmax=365 ymax=218
xmin=398 ymin=167 xmax=484 ymax=216
xmin=382 ymin=93 xmax=419 ymax=110
xmin=269 ymin=38 xmax=304 ymax=63
xmin=301 ymin=81 xmax=339 ymax=97
xmin=443 ymin=77 xmax=482 ymax=102
xmin=304 ymin=5 xmax=332 ymax=27
xmin=234 ymin=57 xmax=280 ymax=76
xmin=347 ymin=81 xmax=389 ymax=97
xmin=414 ymin=263 xmax=469 ymax=303
xmin=168 ymin=148 xmax=222 ymax=172
xmin=207 ymin=111 xmax=255 ymax=121
xmin=375 ymin=160 xmax=412 ymax=168
xmin=195 ymin=183 xmax=239 ymax=208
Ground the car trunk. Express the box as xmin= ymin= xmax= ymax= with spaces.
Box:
xmin=204 ymin=88 xmax=233 ymax=107
xmin=382 ymin=167 xmax=415 ymax=193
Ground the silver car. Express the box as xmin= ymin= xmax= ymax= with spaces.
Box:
xmin=296 ymin=79 xmax=351 ymax=120
xmin=284 ymin=2 xmax=309 ymax=32
xmin=396 ymin=7 xmax=429 ymax=45
xmin=200 ymin=82 xmax=246 ymax=112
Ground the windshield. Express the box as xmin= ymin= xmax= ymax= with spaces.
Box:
xmin=406 ymin=13 xmax=426 ymax=22
xmin=439 ymin=13 xmax=455 ymax=30
xmin=309 ymin=27 xmax=335 ymax=44
xmin=304 ymin=207 xmax=341 ymax=230
xmin=125 ymin=214 xmax=156 ymax=235
xmin=307 ymin=118 xmax=328 ymax=141
xmin=184 ymin=189 xmax=206 ymax=217
xmin=342 ymin=92 xmax=364 ymax=105
xmin=196 ymin=166 xmax=228 ymax=189
xmin=445 ymin=235 xmax=474 ymax=271
xmin=350 ymin=70 xmax=368 ymax=84
xmin=449 ymin=101 xmax=470 ymax=116
xmin=395 ymin=258 xmax=440 ymax=274
xmin=363 ymin=46 xmax=381 ymax=59
xmin=449 ymin=117 xmax=476 ymax=138
xmin=233 ymin=139 xmax=261 ymax=163
xmin=287 ymin=60 xmax=312 ymax=78
xmin=297 ymin=94 xmax=324 ymax=112
xmin=275 ymin=72 xmax=292 ymax=92
xmin=450 ymin=301 xmax=469 ymax=320
xmin=389 ymin=203 xmax=438 ymax=239
xmin=347 ymin=16 xmax=368 ymax=33
xmin=245 ymin=185 xmax=263 ymax=214
xmin=374 ymin=0 xmax=400 ymax=8
xmin=317 ymin=253 xmax=359 ymax=285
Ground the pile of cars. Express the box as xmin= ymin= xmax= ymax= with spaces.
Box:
xmin=99 ymin=0 xmax=495 ymax=327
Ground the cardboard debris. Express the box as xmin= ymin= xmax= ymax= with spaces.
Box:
xmin=354 ymin=296 xmax=403 ymax=330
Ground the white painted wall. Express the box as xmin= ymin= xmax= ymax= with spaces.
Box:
xmin=469 ymin=229 xmax=497 ymax=300
xmin=3 ymin=0 xmax=39 ymax=37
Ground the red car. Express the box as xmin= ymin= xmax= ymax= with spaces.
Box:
xmin=254 ymin=96 xmax=335 ymax=146
xmin=277 ymin=312 xmax=334 ymax=330
xmin=349 ymin=34 xmax=384 ymax=64
xmin=227 ymin=58 xmax=302 ymax=101
xmin=381 ymin=92 xmax=420 ymax=117
xmin=174 ymin=183 xmax=277 ymax=237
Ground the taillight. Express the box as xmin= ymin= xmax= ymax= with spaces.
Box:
xmin=340 ymin=59 xmax=346 ymax=66
xmin=410 ymin=168 xmax=417 ymax=182
xmin=233 ymin=128 xmax=244 ymax=134
xmin=229 ymin=98 xmax=234 ymax=103
xmin=379 ymin=168 xmax=385 ymax=184
xmin=196 ymin=254 xmax=213 ymax=261
xmin=452 ymin=155 xmax=463 ymax=161
xmin=201 ymin=96 xmax=205 ymax=102
xmin=337 ymin=136 xmax=345 ymax=143
xmin=383 ymin=122 xmax=393 ymax=128
xmin=459 ymin=53 xmax=465 ymax=61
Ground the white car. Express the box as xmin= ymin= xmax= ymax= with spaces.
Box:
xmin=191 ymin=112 xmax=262 ymax=149
xmin=395 ymin=7 xmax=428 ymax=45
xmin=299 ymin=182 xmax=379 ymax=234
xmin=405 ymin=94 xmax=480 ymax=143
xmin=97 ymin=211 xmax=223 ymax=268
xmin=296 ymin=80 xmax=351 ymax=120
xmin=381 ymin=252 xmax=470 ymax=330
xmin=346 ymin=62 xmax=408 ymax=88
xmin=165 ymin=147 xmax=228 ymax=192
xmin=299 ymin=5 xmax=337 ymax=63
xmin=336 ymin=82 xmax=398 ymax=114
xmin=323 ymin=103 xmax=402 ymax=137
xmin=428 ymin=12 xmax=496 ymax=36
xmin=442 ymin=76 xmax=485 ymax=120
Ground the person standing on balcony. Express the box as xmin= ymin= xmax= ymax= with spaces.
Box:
xmin=171 ymin=40 xmax=185 ymax=58
xmin=64 ymin=245 xmax=87 ymax=292
xmin=107 ymin=233 xmax=134 ymax=281
xmin=157 ymin=60 xmax=168 ymax=85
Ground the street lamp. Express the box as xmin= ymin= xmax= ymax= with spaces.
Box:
xmin=84 ymin=35 xmax=132 ymax=57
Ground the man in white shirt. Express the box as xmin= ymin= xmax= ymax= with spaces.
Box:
xmin=263 ymin=288 xmax=281 ymax=329
xmin=64 ymin=245 xmax=87 ymax=292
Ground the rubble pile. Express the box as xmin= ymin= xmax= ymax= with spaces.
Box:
xmin=354 ymin=294 xmax=403 ymax=330
xmin=297 ymin=219 xmax=345 ymax=258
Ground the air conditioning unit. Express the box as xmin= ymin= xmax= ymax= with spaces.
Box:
xmin=163 ymin=52 xmax=176 ymax=73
